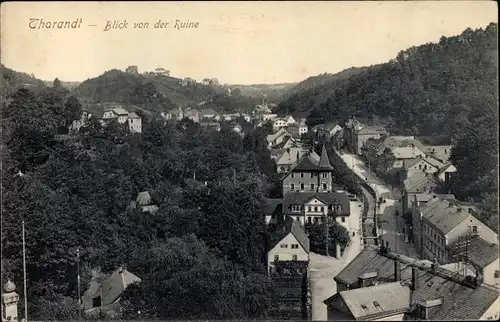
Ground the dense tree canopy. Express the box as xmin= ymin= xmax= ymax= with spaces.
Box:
xmin=1 ymin=87 xmax=276 ymax=319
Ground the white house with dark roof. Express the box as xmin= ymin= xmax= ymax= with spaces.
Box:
xmin=298 ymin=118 xmax=308 ymax=135
xmin=267 ymin=216 xmax=310 ymax=273
xmin=403 ymin=157 xmax=443 ymax=179
xmin=282 ymin=191 xmax=351 ymax=228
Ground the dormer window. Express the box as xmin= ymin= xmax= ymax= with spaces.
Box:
xmin=291 ymin=205 xmax=301 ymax=212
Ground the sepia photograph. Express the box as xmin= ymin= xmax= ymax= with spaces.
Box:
xmin=0 ymin=1 xmax=498 ymax=321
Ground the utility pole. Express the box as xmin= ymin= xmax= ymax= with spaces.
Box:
xmin=77 ymin=248 xmax=81 ymax=318
xmin=22 ymin=220 xmax=28 ymax=322
xmin=325 ymin=216 xmax=329 ymax=256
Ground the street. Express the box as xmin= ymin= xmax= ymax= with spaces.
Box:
xmin=309 ymin=199 xmax=363 ymax=320
xmin=338 ymin=152 xmax=419 ymax=258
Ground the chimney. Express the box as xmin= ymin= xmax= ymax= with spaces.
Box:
xmin=394 ymin=261 xmax=402 ymax=281
xmin=411 ymin=267 xmax=419 ymax=290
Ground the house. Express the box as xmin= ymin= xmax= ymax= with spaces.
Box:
xmin=82 ymin=267 xmax=141 ymax=318
xmin=410 ymin=193 xmax=456 ymax=254
xmin=266 ymin=128 xmax=292 ymax=148
xmin=418 ymin=197 xmax=498 ymax=264
xmin=284 ymin=115 xmax=297 ymax=126
xmin=281 ymin=145 xmax=334 ymax=196
xmin=423 ymin=145 xmax=453 ymax=164
xmin=298 ymin=118 xmax=308 ymax=135
xmin=435 ymin=163 xmax=457 ymax=184
xmin=200 ymin=109 xmax=216 ymax=120
xmin=253 ymin=104 xmax=272 ymax=114
xmin=267 ymin=216 xmax=310 ymax=273
xmin=353 ymin=126 xmax=388 ymax=155
xmin=130 ymin=191 xmax=158 ymax=214
xmin=264 ymin=198 xmax=282 ymax=225
xmin=261 ymin=113 xmax=278 ymax=121
xmin=401 ymin=172 xmax=439 ymax=213
xmin=326 ymin=245 xmax=500 ymax=321
xmin=313 ymin=122 xmax=342 ymax=140
xmin=282 ymin=191 xmax=351 ymax=228
xmin=127 ymin=112 xmax=142 ymax=133
xmin=184 ymin=108 xmax=200 ymax=123
xmin=70 ymin=110 xmax=92 ymax=133
xmin=273 ymin=147 xmax=311 ymax=173
xmin=161 ymin=107 xmax=184 ymax=122
xmin=101 ymin=107 xmax=142 ymax=133
xmin=153 ymin=67 xmax=170 ymax=76
xmin=324 ymin=282 xmax=411 ymax=321
xmin=402 ymin=156 xmax=443 ymax=179
xmin=240 ymin=113 xmax=251 ymax=122
xmin=456 ymin=237 xmax=499 ymax=287
xmin=273 ymin=118 xmax=288 ymax=130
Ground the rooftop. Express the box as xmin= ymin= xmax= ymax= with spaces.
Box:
xmin=421 ymin=198 xmax=472 ymax=235
xmin=463 ymin=236 xmax=499 ymax=268
xmin=403 ymin=172 xmax=438 ymax=192
xmin=291 ymin=145 xmax=333 ymax=171
xmin=336 ymin=282 xmax=411 ymax=319
xmin=264 ymin=198 xmax=282 ymax=215
xmin=334 ymin=246 xmax=412 ymax=286
xmin=268 ymin=216 xmax=310 ymax=253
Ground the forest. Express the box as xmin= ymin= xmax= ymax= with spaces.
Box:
xmin=281 ymin=23 xmax=499 ymax=231
xmin=1 ymin=86 xmax=281 ymax=319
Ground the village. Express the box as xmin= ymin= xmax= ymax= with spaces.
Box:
xmin=4 ymin=96 xmax=497 ymax=321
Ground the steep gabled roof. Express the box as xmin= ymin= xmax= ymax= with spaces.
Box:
xmin=292 ymin=153 xmax=320 ymax=171
xmin=268 ymin=216 xmax=310 ymax=253
xmin=421 ymin=198 xmax=471 ymax=235
xmin=95 ymin=268 xmax=141 ymax=307
xmin=318 ymin=145 xmax=334 ymax=170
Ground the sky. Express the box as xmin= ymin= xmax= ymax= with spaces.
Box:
xmin=1 ymin=1 xmax=498 ymax=85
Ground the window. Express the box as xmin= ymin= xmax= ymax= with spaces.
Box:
xmin=419 ymin=165 xmax=422 ymax=170
xmin=322 ymin=173 xmax=328 ymax=178
xmin=291 ymin=205 xmax=301 ymax=212
xmin=373 ymin=301 xmax=381 ymax=308
xmin=296 ymin=216 xmax=301 ymax=222
xmin=92 ymin=296 xmax=102 ymax=308
xmin=291 ymin=183 xmax=295 ymax=191
xmin=424 ymin=165 xmax=427 ymax=170
xmin=472 ymin=226 xmax=478 ymax=233
xmin=308 ymin=217 xmax=312 ymax=224
xmin=314 ymin=206 xmax=318 ymax=212
xmin=292 ymin=255 xmax=298 ymax=261
xmin=274 ymin=255 xmax=279 ymax=261
xmin=323 ymin=183 xmax=327 ymax=190
xmin=494 ymin=270 xmax=499 ymax=278
xmin=291 ymin=244 xmax=299 ymax=249
xmin=310 ymin=173 xmax=314 ymax=178
xmin=300 ymin=173 xmax=304 ymax=178
xmin=280 ymin=244 xmax=288 ymax=248
xmin=291 ymin=173 xmax=295 ymax=178
xmin=341 ymin=217 xmax=346 ymax=223
xmin=300 ymin=183 xmax=304 ymax=190
xmin=314 ymin=217 xmax=319 ymax=223
xmin=308 ymin=206 xmax=312 ymax=212
xmin=320 ymin=206 xmax=324 ymax=212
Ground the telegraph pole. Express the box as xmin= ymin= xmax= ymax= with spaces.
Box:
xmin=325 ymin=216 xmax=329 ymax=256
xmin=77 ymin=248 xmax=81 ymax=318
xmin=22 ymin=220 xmax=28 ymax=322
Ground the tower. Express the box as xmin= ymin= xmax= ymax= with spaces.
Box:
xmin=2 ymin=280 xmax=19 ymax=322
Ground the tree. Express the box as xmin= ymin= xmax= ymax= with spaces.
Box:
xmin=308 ymin=220 xmax=351 ymax=256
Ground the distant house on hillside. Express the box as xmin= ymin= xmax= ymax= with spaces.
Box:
xmin=101 ymin=107 xmax=142 ymax=133
xmin=125 ymin=65 xmax=138 ymax=75
xmin=130 ymin=191 xmax=159 ymax=214
xmin=153 ymin=67 xmax=170 ymax=76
